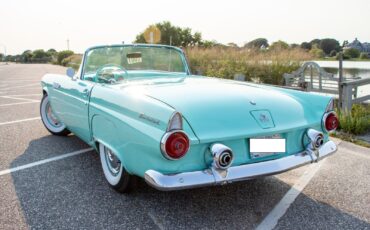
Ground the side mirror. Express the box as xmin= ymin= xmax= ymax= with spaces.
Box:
xmin=66 ymin=68 xmax=75 ymax=78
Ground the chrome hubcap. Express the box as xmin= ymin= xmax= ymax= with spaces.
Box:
xmin=104 ymin=147 xmax=121 ymax=176
xmin=46 ymin=102 xmax=62 ymax=128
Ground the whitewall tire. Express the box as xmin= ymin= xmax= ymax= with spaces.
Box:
xmin=40 ymin=94 xmax=70 ymax=136
xmin=99 ymin=143 xmax=135 ymax=193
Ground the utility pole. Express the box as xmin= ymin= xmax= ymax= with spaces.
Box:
xmin=67 ymin=39 xmax=70 ymax=50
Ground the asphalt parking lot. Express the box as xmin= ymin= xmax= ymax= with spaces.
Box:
xmin=0 ymin=63 xmax=369 ymax=230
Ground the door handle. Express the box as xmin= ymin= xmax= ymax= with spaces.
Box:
xmin=82 ymin=89 xmax=90 ymax=97
xmin=53 ymin=82 xmax=61 ymax=89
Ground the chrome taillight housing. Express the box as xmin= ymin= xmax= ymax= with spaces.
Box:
xmin=323 ymin=111 xmax=339 ymax=132
xmin=161 ymin=112 xmax=190 ymax=160
xmin=322 ymin=99 xmax=339 ymax=132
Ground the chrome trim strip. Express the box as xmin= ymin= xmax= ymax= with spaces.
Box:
xmin=145 ymin=140 xmax=337 ymax=191
xmin=167 ymin=112 xmax=183 ymax=132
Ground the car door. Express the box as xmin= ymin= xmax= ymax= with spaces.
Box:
xmin=49 ymin=75 xmax=94 ymax=143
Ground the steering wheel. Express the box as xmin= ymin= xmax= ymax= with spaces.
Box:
xmin=95 ymin=64 xmax=128 ymax=83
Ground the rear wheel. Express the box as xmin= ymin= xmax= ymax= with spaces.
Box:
xmin=40 ymin=94 xmax=70 ymax=136
xmin=99 ymin=143 xmax=135 ymax=193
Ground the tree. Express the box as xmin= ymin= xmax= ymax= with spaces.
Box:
xmin=290 ymin=43 xmax=300 ymax=49
xmin=57 ymin=50 xmax=74 ymax=65
xmin=201 ymin=40 xmax=218 ymax=48
xmin=21 ymin=50 xmax=33 ymax=63
xmin=342 ymin=40 xmax=349 ymax=47
xmin=227 ymin=42 xmax=238 ymax=47
xmin=47 ymin=48 xmax=57 ymax=57
xmin=31 ymin=49 xmax=52 ymax=63
xmin=300 ymin=42 xmax=312 ymax=50
xmin=269 ymin=40 xmax=289 ymax=50
xmin=134 ymin=21 xmax=203 ymax=47
xmin=32 ymin=49 xmax=47 ymax=59
xmin=310 ymin=39 xmax=321 ymax=47
xmin=0 ymin=53 xmax=3 ymax=61
xmin=344 ymin=48 xmax=360 ymax=58
xmin=244 ymin=38 xmax=269 ymax=49
xmin=319 ymin=39 xmax=340 ymax=55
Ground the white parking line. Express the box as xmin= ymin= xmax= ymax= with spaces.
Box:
xmin=0 ymin=117 xmax=40 ymax=126
xmin=0 ymin=148 xmax=94 ymax=177
xmin=0 ymin=83 xmax=39 ymax=91
xmin=2 ymin=94 xmax=41 ymax=97
xmin=256 ymin=160 xmax=325 ymax=230
xmin=0 ymin=101 xmax=38 ymax=107
xmin=0 ymin=79 xmax=40 ymax=82
xmin=0 ymin=95 xmax=39 ymax=102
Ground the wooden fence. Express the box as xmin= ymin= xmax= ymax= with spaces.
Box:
xmin=283 ymin=57 xmax=370 ymax=112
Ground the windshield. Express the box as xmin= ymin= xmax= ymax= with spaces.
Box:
xmin=82 ymin=45 xmax=187 ymax=83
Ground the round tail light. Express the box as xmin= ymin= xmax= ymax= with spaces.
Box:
xmin=161 ymin=131 xmax=190 ymax=160
xmin=324 ymin=112 xmax=339 ymax=131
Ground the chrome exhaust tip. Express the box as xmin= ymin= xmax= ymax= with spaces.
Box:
xmin=306 ymin=129 xmax=324 ymax=150
xmin=210 ymin=143 xmax=234 ymax=169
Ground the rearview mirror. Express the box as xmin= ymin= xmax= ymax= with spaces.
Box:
xmin=66 ymin=68 xmax=75 ymax=78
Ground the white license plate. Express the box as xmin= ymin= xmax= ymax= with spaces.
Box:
xmin=249 ymin=138 xmax=286 ymax=158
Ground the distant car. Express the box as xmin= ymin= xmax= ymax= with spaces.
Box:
xmin=40 ymin=44 xmax=338 ymax=192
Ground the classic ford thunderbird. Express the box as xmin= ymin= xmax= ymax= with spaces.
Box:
xmin=40 ymin=44 xmax=338 ymax=193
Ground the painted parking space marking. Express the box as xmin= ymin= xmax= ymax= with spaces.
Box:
xmin=0 ymin=83 xmax=40 ymax=91
xmin=0 ymin=79 xmax=40 ymax=82
xmin=1 ymin=94 xmax=41 ymax=97
xmin=256 ymin=160 xmax=325 ymax=230
xmin=0 ymin=148 xmax=94 ymax=177
xmin=0 ymin=95 xmax=39 ymax=102
xmin=0 ymin=101 xmax=38 ymax=107
xmin=0 ymin=117 xmax=40 ymax=126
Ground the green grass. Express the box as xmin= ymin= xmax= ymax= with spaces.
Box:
xmin=336 ymin=104 xmax=370 ymax=135
xmin=330 ymin=132 xmax=370 ymax=148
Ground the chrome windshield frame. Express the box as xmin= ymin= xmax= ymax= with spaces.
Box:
xmin=79 ymin=44 xmax=191 ymax=80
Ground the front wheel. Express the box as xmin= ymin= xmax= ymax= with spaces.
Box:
xmin=99 ymin=143 xmax=135 ymax=193
xmin=40 ymin=94 xmax=70 ymax=136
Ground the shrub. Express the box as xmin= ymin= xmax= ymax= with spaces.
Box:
xmin=269 ymin=40 xmax=289 ymax=50
xmin=309 ymin=47 xmax=325 ymax=58
xmin=343 ymin=48 xmax=360 ymax=58
xmin=360 ymin=52 xmax=369 ymax=59
xmin=186 ymin=46 xmax=312 ymax=85
xmin=329 ymin=50 xmax=337 ymax=57
xmin=61 ymin=54 xmax=82 ymax=70
xmin=57 ymin=50 xmax=74 ymax=65
xmin=336 ymin=53 xmax=351 ymax=60
xmin=337 ymin=104 xmax=370 ymax=135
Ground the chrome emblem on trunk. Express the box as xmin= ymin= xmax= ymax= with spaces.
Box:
xmin=259 ymin=114 xmax=270 ymax=123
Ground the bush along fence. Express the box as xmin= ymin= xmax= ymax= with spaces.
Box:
xmin=283 ymin=53 xmax=370 ymax=113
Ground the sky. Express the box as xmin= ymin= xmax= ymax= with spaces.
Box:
xmin=0 ymin=0 xmax=369 ymax=55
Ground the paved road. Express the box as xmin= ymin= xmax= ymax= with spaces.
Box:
xmin=0 ymin=63 xmax=369 ymax=230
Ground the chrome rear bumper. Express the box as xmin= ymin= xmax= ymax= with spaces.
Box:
xmin=144 ymin=140 xmax=337 ymax=191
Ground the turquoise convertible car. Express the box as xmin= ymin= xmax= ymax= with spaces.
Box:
xmin=40 ymin=44 xmax=338 ymax=193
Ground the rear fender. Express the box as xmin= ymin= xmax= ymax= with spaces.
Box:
xmin=90 ymin=114 xmax=131 ymax=173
